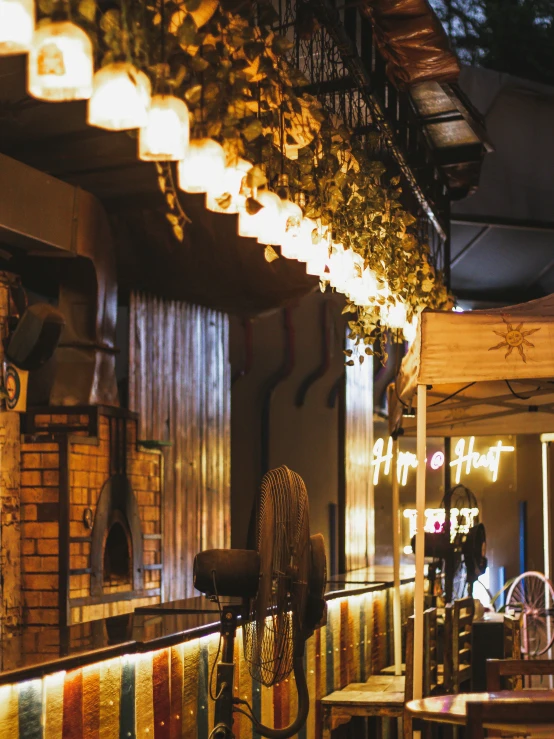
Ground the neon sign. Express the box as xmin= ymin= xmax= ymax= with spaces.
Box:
xmin=372 ymin=435 xmax=514 ymax=486
xmin=402 ymin=507 xmax=479 ymax=554
xmin=450 ymin=437 xmax=514 ymax=484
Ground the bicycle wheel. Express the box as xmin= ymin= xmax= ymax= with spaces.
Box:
xmin=506 ymin=571 xmax=554 ymax=656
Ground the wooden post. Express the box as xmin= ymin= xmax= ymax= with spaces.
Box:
xmin=391 ymin=436 xmax=402 ymax=676
xmin=413 ymin=384 xmax=427 ymax=701
xmin=0 ymin=273 xmax=22 ymax=639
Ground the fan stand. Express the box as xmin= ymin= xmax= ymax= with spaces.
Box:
xmin=212 ymin=600 xmax=244 ymax=739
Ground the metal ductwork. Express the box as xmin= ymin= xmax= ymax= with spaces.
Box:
xmin=0 ymin=153 xmax=118 ymax=406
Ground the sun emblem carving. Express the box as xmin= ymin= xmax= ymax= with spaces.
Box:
xmin=488 ymin=315 xmax=540 ymax=363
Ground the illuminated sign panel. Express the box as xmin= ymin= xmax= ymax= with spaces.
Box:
xmin=402 ymin=507 xmax=479 ymax=554
xmin=372 ymin=436 xmax=514 ymax=487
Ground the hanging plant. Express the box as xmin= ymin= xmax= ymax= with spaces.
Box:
xmin=32 ymin=0 xmax=451 ymax=359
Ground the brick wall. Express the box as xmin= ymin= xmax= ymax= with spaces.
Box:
xmin=20 ymin=408 xmax=162 ymax=627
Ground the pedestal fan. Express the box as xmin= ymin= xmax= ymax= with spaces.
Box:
xmin=194 ymin=466 xmax=327 ymax=739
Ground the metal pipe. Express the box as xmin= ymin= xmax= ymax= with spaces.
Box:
xmin=391 ymin=436 xmax=402 ymax=676
xmin=413 ymin=384 xmax=427 ymax=700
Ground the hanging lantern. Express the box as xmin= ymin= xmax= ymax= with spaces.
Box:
xmin=343 ymin=251 xmax=364 ymax=298
xmin=381 ymin=302 xmax=407 ymax=331
xmin=295 ymin=218 xmax=316 ymax=263
xmin=327 ymin=243 xmax=348 ymax=290
xmin=178 ymin=138 xmax=226 ymax=194
xmin=237 ymin=190 xmax=280 ymax=239
xmin=351 ymin=268 xmax=379 ymax=307
xmin=28 ymin=20 xmax=93 ymax=101
xmin=255 ymin=192 xmax=284 ymax=246
xmin=139 ymin=95 xmax=190 ymax=161
xmin=306 ymin=242 xmax=329 ymax=277
xmin=403 ymin=314 xmax=418 ymax=343
xmin=88 ymin=63 xmax=151 ymax=131
xmin=278 ymin=200 xmax=303 ymax=258
xmin=0 ymin=0 xmax=34 ymax=55
xmin=206 ymin=159 xmax=252 ymax=214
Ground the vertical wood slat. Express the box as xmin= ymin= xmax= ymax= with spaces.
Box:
xmin=129 ymin=293 xmax=231 ymax=600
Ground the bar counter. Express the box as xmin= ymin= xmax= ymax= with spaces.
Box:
xmin=0 ymin=567 xmax=414 ymax=738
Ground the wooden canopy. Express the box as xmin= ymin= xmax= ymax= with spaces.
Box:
xmin=389 ymin=294 xmax=554 ymax=437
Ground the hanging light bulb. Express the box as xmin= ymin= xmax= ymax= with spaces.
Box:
xmin=328 ymin=243 xmax=348 ymax=290
xmin=343 ymin=251 xmax=364 ymax=299
xmin=177 ymin=138 xmax=226 ymax=194
xmin=306 ymin=241 xmax=329 ymax=277
xmin=206 ymin=159 xmax=252 ymax=214
xmin=139 ymin=94 xmax=190 ymax=161
xmin=278 ymin=200 xmax=303 ymax=258
xmin=381 ymin=302 xmax=407 ymax=331
xmin=88 ymin=62 xmax=151 ymax=131
xmin=403 ymin=314 xmax=418 ymax=343
xmin=256 ymin=192 xmax=284 ymax=246
xmin=28 ymin=20 xmax=93 ymax=101
xmin=237 ymin=190 xmax=279 ymax=239
xmin=295 ymin=218 xmax=316 ymax=263
xmin=0 ymin=0 xmax=34 ymax=55
xmin=352 ymin=268 xmax=379 ymax=307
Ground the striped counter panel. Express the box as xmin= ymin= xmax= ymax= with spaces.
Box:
xmin=4 ymin=584 xmax=414 ymax=739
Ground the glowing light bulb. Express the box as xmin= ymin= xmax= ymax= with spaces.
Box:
xmin=306 ymin=240 xmax=329 ymax=277
xmin=88 ymin=63 xmax=151 ymax=131
xmin=403 ymin=314 xmax=418 ymax=343
xmin=238 ymin=190 xmax=280 ymax=239
xmin=352 ymin=268 xmax=379 ymax=306
xmin=0 ymin=0 xmax=34 ymax=55
xmin=28 ymin=21 xmax=93 ymax=101
xmin=178 ymin=138 xmax=226 ymax=194
xmin=295 ymin=218 xmax=316 ymax=263
xmin=278 ymin=200 xmax=303 ymax=258
xmin=206 ymin=159 xmax=252 ymax=214
xmin=256 ymin=193 xmax=284 ymax=246
xmin=381 ymin=302 xmax=407 ymax=330
xmin=139 ymin=94 xmax=190 ymax=161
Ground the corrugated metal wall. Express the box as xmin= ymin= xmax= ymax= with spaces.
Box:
xmin=345 ymin=341 xmax=375 ymax=571
xmin=129 ymin=293 xmax=230 ymax=600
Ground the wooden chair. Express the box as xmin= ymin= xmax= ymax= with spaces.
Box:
xmin=466 ymin=699 xmax=554 ymax=739
xmin=502 ymin=612 xmax=522 ymax=658
xmin=486 ymin=658 xmax=554 ymax=691
xmin=321 ymin=608 xmax=439 ymax=739
xmin=444 ymin=596 xmax=474 ymax=693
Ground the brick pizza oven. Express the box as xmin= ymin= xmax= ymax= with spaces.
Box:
xmin=20 ymin=406 xmax=162 ymax=627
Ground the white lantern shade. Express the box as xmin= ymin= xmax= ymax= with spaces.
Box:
xmin=206 ymin=159 xmax=252 ymax=214
xmin=0 ymin=0 xmax=34 ymax=55
xmin=403 ymin=314 xmax=418 ymax=343
xmin=295 ymin=218 xmax=316 ymax=263
xmin=88 ymin=63 xmax=151 ymax=131
xmin=381 ymin=302 xmax=407 ymax=330
xmin=306 ymin=243 xmax=329 ymax=277
xmin=255 ymin=192 xmax=284 ymax=246
xmin=277 ymin=200 xmax=303 ymax=257
xmin=28 ymin=21 xmax=93 ymax=101
xmin=139 ymin=95 xmax=190 ymax=161
xmin=352 ymin=268 xmax=379 ymax=306
xmin=328 ymin=243 xmax=347 ymax=289
xmin=178 ymin=138 xmax=226 ymax=194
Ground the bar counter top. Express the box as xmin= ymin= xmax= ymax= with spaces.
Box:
xmin=0 ymin=565 xmax=414 ymax=687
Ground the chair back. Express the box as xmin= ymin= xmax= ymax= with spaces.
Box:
xmin=486 ymin=658 xmax=554 ymax=691
xmin=405 ymin=607 xmax=438 ymax=701
xmin=444 ymin=596 xmax=474 ymax=693
xmin=503 ymin=612 xmax=522 ymax=658
xmin=466 ymin=699 xmax=554 ymax=739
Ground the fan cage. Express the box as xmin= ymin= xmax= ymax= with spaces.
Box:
xmin=244 ymin=466 xmax=310 ymax=687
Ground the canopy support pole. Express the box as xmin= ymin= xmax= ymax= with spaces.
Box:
xmin=391 ymin=436 xmax=402 ymax=676
xmin=413 ymin=384 xmax=427 ymax=701
xmin=541 ymin=434 xmax=553 ymax=679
